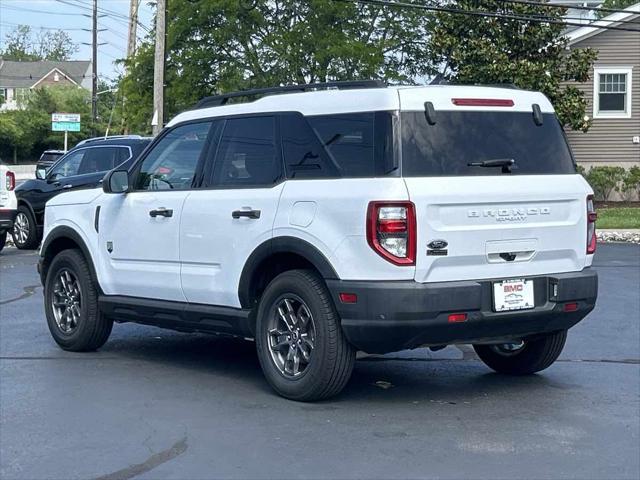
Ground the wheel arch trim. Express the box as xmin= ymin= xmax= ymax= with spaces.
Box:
xmin=238 ymin=236 xmax=339 ymax=309
xmin=40 ymin=226 xmax=99 ymax=287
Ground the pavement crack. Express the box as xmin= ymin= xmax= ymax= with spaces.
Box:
xmin=92 ymin=437 xmax=188 ymax=480
xmin=0 ymin=284 xmax=41 ymax=305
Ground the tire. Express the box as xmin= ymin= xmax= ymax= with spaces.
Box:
xmin=44 ymin=248 xmax=113 ymax=352
xmin=255 ymin=269 xmax=356 ymax=401
xmin=13 ymin=205 xmax=41 ymax=250
xmin=473 ymin=330 xmax=567 ymax=375
xmin=0 ymin=231 xmax=6 ymax=253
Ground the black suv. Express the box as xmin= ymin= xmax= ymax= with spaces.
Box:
xmin=14 ymin=137 xmax=151 ymax=249
xmin=36 ymin=150 xmax=66 ymax=174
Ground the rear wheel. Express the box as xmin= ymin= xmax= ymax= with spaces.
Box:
xmin=473 ymin=330 xmax=567 ymax=375
xmin=44 ymin=249 xmax=113 ymax=351
xmin=255 ymin=269 xmax=355 ymax=401
xmin=13 ymin=206 xmax=40 ymax=250
xmin=0 ymin=231 xmax=6 ymax=252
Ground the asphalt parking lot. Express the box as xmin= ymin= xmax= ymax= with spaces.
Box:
xmin=1 ymin=244 xmax=638 ymax=480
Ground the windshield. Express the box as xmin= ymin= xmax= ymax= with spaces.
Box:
xmin=401 ymin=111 xmax=575 ymax=176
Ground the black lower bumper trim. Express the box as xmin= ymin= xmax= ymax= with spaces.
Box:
xmin=0 ymin=209 xmax=16 ymax=231
xmin=327 ymin=270 xmax=597 ymax=354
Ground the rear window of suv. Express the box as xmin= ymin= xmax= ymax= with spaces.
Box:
xmin=401 ymin=111 xmax=575 ymax=176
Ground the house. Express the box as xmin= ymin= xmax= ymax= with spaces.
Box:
xmin=551 ymin=0 xmax=605 ymax=27
xmin=563 ymin=4 xmax=640 ymax=173
xmin=0 ymin=59 xmax=92 ymax=111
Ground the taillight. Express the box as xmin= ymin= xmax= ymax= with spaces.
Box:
xmin=5 ymin=171 xmax=15 ymax=191
xmin=587 ymin=194 xmax=597 ymax=254
xmin=366 ymin=201 xmax=416 ymax=265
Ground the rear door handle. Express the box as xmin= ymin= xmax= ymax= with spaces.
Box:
xmin=62 ymin=184 xmax=73 ymax=189
xmin=232 ymin=209 xmax=261 ymax=219
xmin=149 ymin=207 xmax=173 ymax=218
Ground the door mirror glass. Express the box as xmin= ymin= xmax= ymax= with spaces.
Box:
xmin=36 ymin=168 xmax=47 ymax=180
xmin=104 ymin=170 xmax=129 ymax=194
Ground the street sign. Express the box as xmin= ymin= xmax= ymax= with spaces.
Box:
xmin=52 ymin=113 xmax=81 ymax=123
xmin=52 ymin=121 xmax=81 ymax=132
xmin=51 ymin=113 xmax=81 ymax=151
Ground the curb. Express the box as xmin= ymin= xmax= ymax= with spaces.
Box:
xmin=597 ymin=230 xmax=640 ymax=244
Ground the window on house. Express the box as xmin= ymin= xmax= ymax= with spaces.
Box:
xmin=594 ymin=67 xmax=632 ymax=118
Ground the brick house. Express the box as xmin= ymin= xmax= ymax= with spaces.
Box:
xmin=0 ymin=59 xmax=91 ymax=111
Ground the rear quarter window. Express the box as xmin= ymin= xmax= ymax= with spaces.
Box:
xmin=401 ymin=111 xmax=576 ymax=176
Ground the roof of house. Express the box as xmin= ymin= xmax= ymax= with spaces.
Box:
xmin=567 ymin=3 xmax=640 ymax=45
xmin=0 ymin=59 xmax=91 ymax=88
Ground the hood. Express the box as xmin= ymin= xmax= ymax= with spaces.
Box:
xmin=46 ymin=188 xmax=104 ymax=207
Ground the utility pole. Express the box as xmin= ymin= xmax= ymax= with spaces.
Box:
xmin=91 ymin=0 xmax=98 ymax=125
xmin=126 ymin=0 xmax=139 ymax=58
xmin=122 ymin=0 xmax=140 ymax=134
xmin=152 ymin=0 xmax=166 ymax=136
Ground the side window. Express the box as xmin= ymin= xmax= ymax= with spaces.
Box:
xmin=49 ymin=150 xmax=85 ymax=179
xmin=136 ymin=122 xmax=211 ymax=191
xmin=77 ymin=147 xmax=124 ymax=175
xmin=306 ymin=113 xmax=377 ymax=177
xmin=281 ymin=113 xmax=339 ymax=179
xmin=211 ymin=116 xmax=280 ymax=187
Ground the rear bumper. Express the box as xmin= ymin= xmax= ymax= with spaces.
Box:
xmin=327 ymin=269 xmax=598 ymax=354
xmin=0 ymin=208 xmax=17 ymax=232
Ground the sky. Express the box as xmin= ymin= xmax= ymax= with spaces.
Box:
xmin=0 ymin=0 xmax=155 ymax=82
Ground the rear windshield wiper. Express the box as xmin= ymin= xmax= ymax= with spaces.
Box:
xmin=467 ymin=158 xmax=516 ymax=173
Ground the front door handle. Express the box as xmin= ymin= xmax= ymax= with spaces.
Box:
xmin=149 ymin=207 xmax=173 ymax=218
xmin=232 ymin=209 xmax=261 ymax=219
xmin=62 ymin=184 xmax=73 ymax=190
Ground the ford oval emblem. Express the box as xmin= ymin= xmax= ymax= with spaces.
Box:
xmin=427 ymin=239 xmax=448 ymax=250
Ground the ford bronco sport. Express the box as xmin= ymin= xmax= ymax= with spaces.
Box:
xmin=39 ymin=81 xmax=598 ymax=401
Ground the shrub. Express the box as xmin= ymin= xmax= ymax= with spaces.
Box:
xmin=583 ymin=166 xmax=626 ymax=201
xmin=621 ymin=166 xmax=640 ymax=200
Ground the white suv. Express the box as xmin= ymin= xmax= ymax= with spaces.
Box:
xmin=0 ymin=163 xmax=17 ymax=252
xmin=39 ymin=81 xmax=598 ymax=400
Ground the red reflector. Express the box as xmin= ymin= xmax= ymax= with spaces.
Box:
xmin=452 ymin=98 xmax=515 ymax=107
xmin=378 ymin=219 xmax=407 ymax=233
xmin=448 ymin=313 xmax=467 ymax=323
xmin=339 ymin=293 xmax=358 ymax=304
xmin=564 ymin=302 xmax=579 ymax=312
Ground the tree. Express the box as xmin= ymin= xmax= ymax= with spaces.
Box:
xmin=119 ymin=0 xmax=434 ymax=133
xmin=0 ymin=25 xmax=79 ymax=61
xmin=597 ymin=0 xmax=638 ymax=18
xmin=427 ymin=0 xmax=598 ymax=132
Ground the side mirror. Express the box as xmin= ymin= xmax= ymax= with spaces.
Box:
xmin=103 ymin=169 xmax=130 ymax=194
xmin=36 ymin=168 xmax=47 ymax=180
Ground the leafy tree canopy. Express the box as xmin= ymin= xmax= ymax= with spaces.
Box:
xmin=597 ymin=0 xmax=638 ymax=18
xmin=120 ymin=0 xmax=434 ymax=133
xmin=427 ymin=0 xmax=597 ymax=132
xmin=0 ymin=25 xmax=79 ymax=61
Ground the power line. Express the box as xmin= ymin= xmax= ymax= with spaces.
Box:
xmin=499 ymin=0 xmax=640 ymax=16
xmin=53 ymin=0 xmax=151 ymax=33
xmin=0 ymin=4 xmax=90 ymax=17
xmin=335 ymin=0 xmax=640 ymax=32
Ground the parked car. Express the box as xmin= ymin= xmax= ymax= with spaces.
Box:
xmin=0 ymin=162 xmax=17 ymax=253
xmin=36 ymin=150 xmax=66 ymax=175
xmin=14 ymin=137 xmax=151 ymax=250
xmin=38 ymin=81 xmax=598 ymax=401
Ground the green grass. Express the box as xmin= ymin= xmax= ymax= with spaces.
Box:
xmin=596 ymin=207 xmax=640 ymax=229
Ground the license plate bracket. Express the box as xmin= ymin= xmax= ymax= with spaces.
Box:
xmin=493 ymin=278 xmax=535 ymax=312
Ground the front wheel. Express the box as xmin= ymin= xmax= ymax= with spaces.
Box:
xmin=44 ymin=249 xmax=113 ymax=351
xmin=13 ymin=206 xmax=40 ymax=250
xmin=255 ymin=269 xmax=355 ymax=401
xmin=473 ymin=330 xmax=567 ymax=375
xmin=0 ymin=231 xmax=6 ymax=252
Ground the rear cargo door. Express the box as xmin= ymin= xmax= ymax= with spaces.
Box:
xmin=398 ymin=92 xmax=591 ymax=283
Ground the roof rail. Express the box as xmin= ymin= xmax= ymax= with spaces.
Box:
xmin=194 ymin=80 xmax=387 ymax=109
